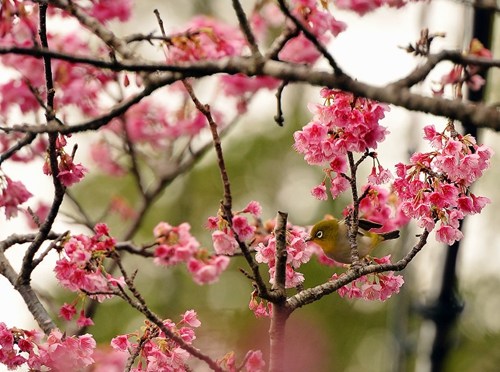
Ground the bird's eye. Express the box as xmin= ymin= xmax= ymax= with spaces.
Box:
xmin=315 ymin=230 xmax=323 ymax=239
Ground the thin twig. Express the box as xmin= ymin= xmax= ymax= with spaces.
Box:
xmin=0 ymin=133 xmax=37 ymax=165
xmin=112 ymin=254 xmax=223 ymax=371
xmin=274 ymin=81 xmax=288 ymax=126
xmin=231 ymin=0 xmax=262 ymax=58
xmin=276 ymin=0 xmax=344 ymax=74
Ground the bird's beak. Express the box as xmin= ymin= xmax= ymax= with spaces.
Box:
xmin=304 ymin=236 xmax=312 ymax=242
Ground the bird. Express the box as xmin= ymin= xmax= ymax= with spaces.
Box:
xmin=306 ymin=217 xmax=400 ymax=264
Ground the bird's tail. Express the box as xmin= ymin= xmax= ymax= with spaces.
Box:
xmin=380 ymin=230 xmax=400 ymax=241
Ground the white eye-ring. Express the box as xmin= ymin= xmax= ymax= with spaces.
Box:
xmin=316 ymin=230 xmax=323 ymax=239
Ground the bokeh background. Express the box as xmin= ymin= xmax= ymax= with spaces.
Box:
xmin=1 ymin=1 xmax=499 ymax=371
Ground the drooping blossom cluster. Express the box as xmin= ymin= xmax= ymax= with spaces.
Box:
xmin=331 ymin=256 xmax=404 ymax=301
xmin=434 ymin=39 xmax=493 ymax=96
xmin=249 ymin=289 xmax=273 ymax=318
xmin=0 ymin=323 xmax=95 ymax=371
xmin=394 ymin=124 xmax=492 ymax=245
xmin=0 ymin=174 xmax=32 ymax=219
xmin=43 ymin=135 xmax=88 ymax=187
xmin=294 ymin=88 xmax=391 ymax=199
xmin=110 ymin=310 xmax=201 ymax=371
xmin=255 ymin=222 xmax=313 ymax=289
xmin=153 ymin=221 xmax=229 ymax=285
xmin=59 ymin=302 xmax=94 ymax=328
xmin=54 ymin=223 xmax=125 ymax=301
xmin=206 ymin=200 xmax=262 ymax=256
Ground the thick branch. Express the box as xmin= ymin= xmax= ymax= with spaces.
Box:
xmin=0 ymin=51 xmax=498 ymax=130
xmin=286 ymin=230 xmax=430 ymax=311
xmin=0 ymin=249 xmax=56 ymax=334
xmin=273 ymin=211 xmax=288 ymax=298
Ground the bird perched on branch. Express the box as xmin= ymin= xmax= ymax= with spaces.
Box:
xmin=306 ymin=217 xmax=400 ymax=264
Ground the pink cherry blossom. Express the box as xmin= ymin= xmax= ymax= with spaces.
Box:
xmin=181 ymin=310 xmax=201 ymax=328
xmin=77 ymin=311 xmax=95 ymax=327
xmin=245 ymin=350 xmax=266 ymax=372
xmin=212 ymin=230 xmax=239 ymax=255
xmin=311 ymin=183 xmax=328 ymax=200
xmin=242 ymin=200 xmax=262 ymax=217
xmin=111 ymin=335 xmax=131 ymax=352
xmin=232 ymin=215 xmax=256 ymax=241
xmin=59 ymin=303 xmax=77 ymax=321
xmin=394 ymin=124 xmax=492 ymax=244
xmin=0 ymin=176 xmax=32 ymax=219
xmin=89 ymin=0 xmax=132 ymax=23
xmin=255 ymin=223 xmax=312 ymax=289
xmin=187 ymin=255 xmax=230 ymax=285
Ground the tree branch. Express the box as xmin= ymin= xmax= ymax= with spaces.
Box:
xmin=286 ymin=229 xmax=430 ymax=311
xmin=0 ymin=50 xmax=498 ymax=130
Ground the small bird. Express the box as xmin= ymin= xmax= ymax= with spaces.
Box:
xmin=306 ymin=217 xmax=400 ymax=264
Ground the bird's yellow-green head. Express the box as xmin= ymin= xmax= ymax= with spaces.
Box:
xmin=306 ymin=218 xmax=340 ymax=256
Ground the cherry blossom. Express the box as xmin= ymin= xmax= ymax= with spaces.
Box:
xmin=110 ymin=311 xmax=202 ymax=371
xmin=153 ymin=221 xmax=230 ymax=284
xmin=54 ymin=223 xmax=122 ymax=301
xmin=394 ymin=124 xmax=492 ymax=244
xmin=0 ymin=175 xmax=32 ymax=219
xmin=255 ymin=223 xmax=312 ymax=289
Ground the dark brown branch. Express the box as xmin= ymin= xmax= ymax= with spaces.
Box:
xmin=18 ymin=3 xmax=66 ymax=285
xmin=0 ymin=133 xmax=37 ymax=165
xmin=274 ymin=81 xmax=288 ymax=126
xmin=0 ymin=248 xmax=56 ymax=334
xmin=346 ymin=151 xmax=361 ymax=265
xmin=182 ymin=81 xmax=233 ymax=218
xmin=112 ymin=255 xmax=223 ymax=371
xmin=0 ymin=52 xmax=498 ymax=131
xmin=231 ymin=0 xmax=262 ymax=58
xmin=272 ymin=211 xmax=288 ymax=299
xmin=265 ymin=27 xmax=300 ymax=61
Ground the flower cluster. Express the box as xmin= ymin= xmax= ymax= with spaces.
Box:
xmin=42 ymin=135 xmax=88 ymax=187
xmin=0 ymin=323 xmax=95 ymax=371
xmin=164 ymin=16 xmax=247 ymax=63
xmin=332 ymin=256 xmax=404 ymax=301
xmin=394 ymin=124 xmax=492 ymax=245
xmin=110 ymin=310 xmax=201 ymax=371
xmin=255 ymin=222 xmax=312 ymax=289
xmin=153 ymin=222 xmax=230 ymax=285
xmin=59 ymin=302 xmax=94 ymax=328
xmin=294 ymin=88 xmax=390 ymax=199
xmin=0 ymin=9 xmax=118 ymax=118
xmin=0 ymin=174 xmax=32 ymax=219
xmin=249 ymin=290 xmax=273 ymax=318
xmin=54 ymin=223 xmax=124 ymax=301
xmin=206 ymin=200 xmax=262 ymax=256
